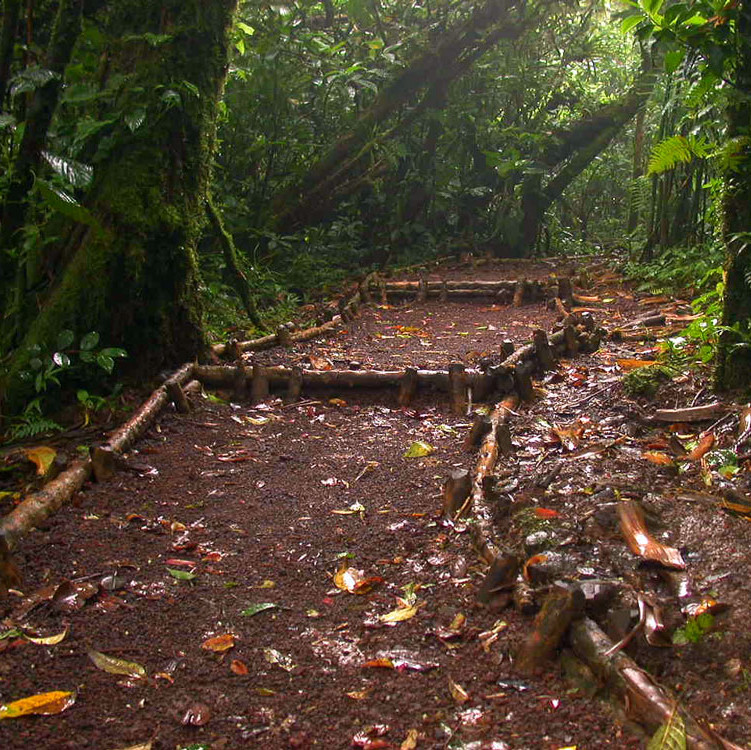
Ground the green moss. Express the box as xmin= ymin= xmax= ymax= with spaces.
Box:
xmin=622 ymin=363 xmax=677 ymax=397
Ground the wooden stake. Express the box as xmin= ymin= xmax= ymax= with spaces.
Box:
xmin=287 ymin=366 xmax=303 ymax=401
xmin=166 ymin=380 xmax=191 ymax=414
xmin=91 ymin=446 xmax=116 ymax=483
xmin=533 ymin=329 xmax=556 ymax=371
xmin=464 ymin=412 xmax=491 ymax=451
xmin=448 ymin=363 xmax=468 ymax=416
xmin=439 ymin=280 xmax=448 ymax=302
xmin=501 ymin=340 xmax=515 ymax=358
xmin=516 ymin=585 xmax=583 ymax=675
xmin=233 ymin=362 xmax=247 ymax=400
xmin=557 ymin=276 xmax=574 ymax=305
xmin=563 ymin=324 xmax=579 ymax=356
xmin=514 ymin=361 xmax=534 ymax=401
xmin=398 ymin=367 xmax=418 ymax=407
xmin=513 ymin=279 xmax=529 ymax=307
xmin=251 ymin=364 xmax=270 ymax=403
xmin=417 ymin=275 xmax=428 ymax=303
xmin=379 ymin=278 xmax=388 ymax=304
xmin=276 ymin=324 xmax=292 ymax=347
xmin=442 ymin=470 xmax=472 ymax=517
xmin=477 ymin=552 xmax=519 ymax=605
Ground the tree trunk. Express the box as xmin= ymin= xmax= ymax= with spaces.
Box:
xmin=0 ymin=0 xmax=83 ymax=276
xmin=1 ymin=0 xmax=239 ymax=411
xmin=0 ymin=0 xmax=21 ymax=110
xmin=626 ymin=107 xmax=645 ymax=232
xmin=716 ymin=3 xmax=751 ymax=390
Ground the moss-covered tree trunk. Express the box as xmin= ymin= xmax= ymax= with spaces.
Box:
xmin=1 ymin=0 xmax=238 ymax=410
xmin=0 ymin=0 xmax=21 ymax=110
xmin=716 ymin=4 xmax=751 ymax=390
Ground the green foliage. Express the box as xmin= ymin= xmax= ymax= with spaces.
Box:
xmin=648 ymin=135 xmax=709 ymax=175
xmin=672 ymin=612 xmax=715 ymax=645
xmin=7 ymin=399 xmax=62 ymax=442
xmin=622 ymin=363 xmax=678 ymax=397
xmin=647 ymin=711 xmax=686 ymax=750
xmin=624 ymin=245 xmax=724 ymax=295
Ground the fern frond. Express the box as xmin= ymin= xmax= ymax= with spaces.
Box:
xmin=647 ymin=708 xmax=686 ymax=750
xmin=648 ymin=135 xmax=708 ymax=175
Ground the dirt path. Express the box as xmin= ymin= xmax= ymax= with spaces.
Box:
xmin=2 ymin=260 xmax=751 ymax=750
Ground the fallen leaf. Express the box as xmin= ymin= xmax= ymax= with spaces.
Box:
xmin=112 ymin=743 xmax=153 ymax=750
xmin=534 ymin=508 xmax=560 ymax=519
xmin=23 ymin=446 xmax=57 ymax=476
xmin=263 ymin=647 xmax=296 ymax=672
xmin=617 ymin=359 xmax=659 ymax=371
xmin=333 ymin=561 xmax=383 ymax=594
xmin=51 ymin=579 xmax=98 ymax=612
xmin=167 ymin=567 xmax=197 ymax=581
xmin=401 ymin=729 xmax=419 ymax=750
xmin=380 ymin=601 xmax=420 ymax=623
xmin=362 ymin=658 xmax=395 ymax=669
xmin=448 ymin=676 xmax=470 ymax=703
xmin=403 ymin=441 xmax=435 ymax=458
xmin=201 ymin=633 xmax=235 ymax=653
xmin=681 ymin=432 xmax=715 ymax=462
xmin=329 ymin=398 xmax=347 ymax=407
xmin=346 ymin=688 xmax=372 ymax=700
xmin=88 ymin=649 xmax=147 ymax=679
xmin=22 ymin=626 xmax=69 ymax=645
xmin=618 ymin=501 xmax=685 ymax=569
xmin=255 ymin=687 xmax=276 ymax=696
xmin=0 ymin=690 xmax=76 ymax=720
xmin=523 ymin=554 xmax=548 ymax=583
xmin=308 ymin=354 xmax=332 ymax=370
xmin=181 ymin=702 xmax=211 ymax=726
xmin=230 ymin=659 xmax=249 ymax=675
xmin=642 ymin=451 xmax=675 ymax=466
xmin=241 ymin=602 xmax=278 ymax=617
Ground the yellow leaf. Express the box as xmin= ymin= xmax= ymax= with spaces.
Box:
xmin=346 ymin=688 xmax=372 ymax=700
xmin=403 ymin=441 xmax=434 ymax=458
xmin=88 ymin=649 xmax=147 ymax=678
xmin=380 ymin=602 xmax=420 ymax=623
xmin=401 ymin=729 xmax=419 ymax=749
xmin=23 ymin=625 xmax=69 ymax=645
xmin=23 ymin=446 xmax=57 ymax=476
xmin=201 ymin=633 xmax=235 ymax=653
xmin=448 ymin=676 xmax=469 ymax=703
xmin=0 ymin=690 xmax=76 ymax=720
xmin=113 ymin=744 xmax=153 ymax=750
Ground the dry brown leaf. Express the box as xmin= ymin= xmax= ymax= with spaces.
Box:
xmin=23 ymin=446 xmax=57 ymax=476
xmin=333 ymin=561 xmax=383 ymax=595
xmin=230 ymin=659 xmax=249 ymax=675
xmin=346 ymin=688 xmax=372 ymax=700
xmin=202 ymin=633 xmax=235 ymax=653
xmin=308 ymin=354 xmax=332 ymax=370
xmin=681 ymin=432 xmax=715 ymax=462
xmin=448 ymin=676 xmax=469 ymax=703
xmin=618 ymin=501 xmax=685 ymax=569
xmin=362 ymin=658 xmax=394 ymax=669
xmin=616 ymin=358 xmax=659 ymax=371
xmin=641 ymin=450 xmax=675 ymax=466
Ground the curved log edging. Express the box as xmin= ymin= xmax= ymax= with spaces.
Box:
xmin=0 ymin=364 xmax=196 ymax=551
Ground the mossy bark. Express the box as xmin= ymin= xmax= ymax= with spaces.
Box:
xmin=0 ymin=0 xmax=21 ymax=110
xmin=716 ymin=4 xmax=751 ymax=390
xmin=1 ymin=0 xmax=238 ymax=410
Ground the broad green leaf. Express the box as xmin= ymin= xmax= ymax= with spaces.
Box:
xmin=96 ymin=353 xmax=115 ymax=374
xmin=10 ymin=66 xmax=59 ymax=98
xmin=403 ymin=441 xmax=435 ymax=458
xmin=35 ymin=179 xmax=99 ymax=229
xmin=80 ymin=331 xmax=100 ymax=351
xmin=237 ymin=22 xmax=255 ymax=36
xmin=56 ymin=330 xmax=75 ymax=350
xmin=99 ymin=347 xmax=127 ymax=358
xmin=168 ymin=568 xmax=197 ymax=581
xmin=41 ymin=151 xmax=93 ymax=188
xmin=640 ymin=0 xmax=664 ymax=15
xmin=647 ymin=712 xmax=686 ymax=750
xmin=664 ymin=48 xmax=685 ymax=74
xmin=88 ymin=649 xmax=147 ymax=678
xmin=0 ymin=691 xmax=75 ymax=720
xmin=241 ymin=602 xmax=278 ymax=617
xmin=621 ymin=14 xmax=644 ymax=33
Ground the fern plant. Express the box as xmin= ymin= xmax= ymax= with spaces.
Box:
xmin=648 ymin=134 xmax=709 ymax=175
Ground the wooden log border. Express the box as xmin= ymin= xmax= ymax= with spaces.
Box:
xmin=0 ymin=365 xmax=198 ymax=550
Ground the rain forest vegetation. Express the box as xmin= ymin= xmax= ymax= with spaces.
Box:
xmin=0 ymin=0 xmax=749 ymax=434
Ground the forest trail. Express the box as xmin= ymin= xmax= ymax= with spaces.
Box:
xmin=1 ymin=258 xmax=751 ymax=750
